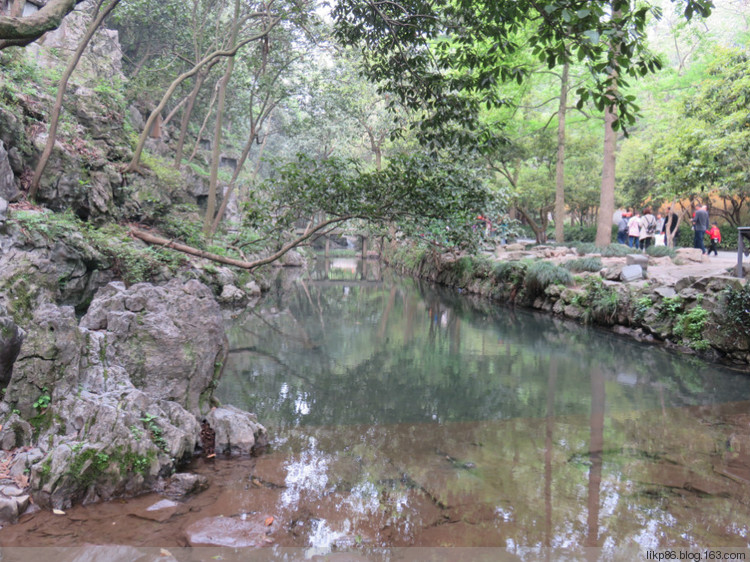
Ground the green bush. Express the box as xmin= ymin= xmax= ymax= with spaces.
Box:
xmin=673 ymin=305 xmax=710 ymax=351
xmin=571 ymin=242 xmax=598 ymax=255
xmin=723 ymin=284 xmax=750 ymax=337
xmin=525 ymin=261 xmax=573 ymax=299
xmin=579 ymin=277 xmax=619 ymax=325
xmin=493 ymin=260 xmax=527 ymax=284
xmin=564 ymin=257 xmax=603 ymax=272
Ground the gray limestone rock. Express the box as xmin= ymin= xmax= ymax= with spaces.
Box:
xmin=219 ymin=284 xmax=246 ymax=305
xmin=626 ymin=253 xmax=649 ymax=271
xmin=163 ymin=473 xmax=209 ymax=499
xmin=620 ymin=265 xmax=644 ymax=283
xmin=80 ymin=280 xmax=228 ymax=413
xmin=280 ymin=249 xmax=305 ymax=268
xmin=0 ymin=141 xmax=19 ymax=203
xmin=0 ymin=307 xmax=23 ymax=386
xmin=244 ymin=280 xmax=262 ymax=296
xmin=205 ymin=405 xmax=267 ymax=456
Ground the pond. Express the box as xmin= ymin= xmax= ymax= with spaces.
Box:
xmin=2 ymin=258 xmax=750 ymax=557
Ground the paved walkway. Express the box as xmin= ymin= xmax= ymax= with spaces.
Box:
xmin=647 ymin=251 xmax=741 ymax=285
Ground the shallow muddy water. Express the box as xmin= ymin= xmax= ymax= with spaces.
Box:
xmin=2 ymin=258 xmax=750 ymax=557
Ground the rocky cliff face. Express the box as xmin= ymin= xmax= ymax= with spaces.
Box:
xmin=0 ymin=279 xmax=266 ymax=512
xmin=0 ymin=3 xmax=268 ymax=521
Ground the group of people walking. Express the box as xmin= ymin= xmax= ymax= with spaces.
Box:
xmin=616 ymin=208 xmax=661 ymax=250
xmin=616 ymin=204 xmax=722 ymax=255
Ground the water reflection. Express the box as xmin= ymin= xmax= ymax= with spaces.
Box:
xmin=211 ymin=260 xmax=750 ymax=549
xmin=3 ymin=260 xmax=750 ymax=552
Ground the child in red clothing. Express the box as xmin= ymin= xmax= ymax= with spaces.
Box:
xmin=706 ymin=223 xmax=721 ymax=256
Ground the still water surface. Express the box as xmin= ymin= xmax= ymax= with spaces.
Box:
xmin=213 ymin=258 xmax=750 ymax=551
xmin=2 ymin=258 xmax=750 ymax=555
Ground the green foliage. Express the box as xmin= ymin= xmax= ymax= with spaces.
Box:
xmin=12 ymin=211 xmax=185 ymax=285
xmin=334 ymin=0 xmax=713 ymax=146
xmin=493 ymin=261 xmax=527 ymax=285
xmin=266 ymin=152 xmax=503 ymax=252
xmin=578 ymin=277 xmax=619 ymax=325
xmin=634 ymin=296 xmax=654 ymax=322
xmin=659 ymin=295 xmax=684 ymax=319
xmin=139 ymin=413 xmax=167 ymax=451
xmin=571 ymin=242 xmax=598 ymax=256
xmin=140 ymin=152 xmax=183 ymax=194
xmin=524 ymin=260 xmax=573 ymax=299
xmin=723 ymin=284 xmax=750 ymax=338
xmin=33 ymin=387 xmax=51 ymax=411
xmin=563 ymin=257 xmax=602 ymax=273
xmin=673 ymin=305 xmax=710 ymax=351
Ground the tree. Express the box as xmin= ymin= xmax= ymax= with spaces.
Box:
xmin=333 ymin=0 xmax=714 ymax=245
xmin=134 ymin=152 xmax=503 ymax=266
xmin=28 ymin=0 xmax=121 ymax=200
xmin=124 ymin=2 xmax=287 ymax=174
xmin=650 ymin=46 xmax=750 ymax=227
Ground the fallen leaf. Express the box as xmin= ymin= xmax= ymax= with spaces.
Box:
xmin=264 ymin=516 xmax=274 ymax=526
xmin=52 ymin=509 xmax=65 ymax=515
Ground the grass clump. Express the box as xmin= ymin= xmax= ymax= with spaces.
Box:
xmin=571 ymin=242 xmax=598 ymax=256
xmin=646 ymin=245 xmax=676 ymax=258
xmin=525 ymin=260 xmax=573 ymax=299
xmin=564 ymin=257 xmax=603 ymax=273
xmin=600 ymin=244 xmax=639 ymax=257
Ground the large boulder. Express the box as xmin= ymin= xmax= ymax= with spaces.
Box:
xmin=0 ymin=280 xmax=264 ymax=511
xmin=205 ymin=405 xmax=268 ymax=456
xmin=80 ymin=280 xmax=228 ymax=413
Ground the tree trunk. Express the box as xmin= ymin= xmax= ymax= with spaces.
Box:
xmin=554 ymin=61 xmax=569 ymax=244
xmin=131 ymin=214 xmax=355 ymax=271
xmin=595 ymin=101 xmax=617 ymax=247
xmin=203 ymin=0 xmax=240 ymax=235
xmin=28 ymin=0 xmax=120 ymax=200
xmin=187 ymin=77 xmax=221 ymax=164
xmin=0 ymin=0 xmax=85 ymax=49
xmin=173 ymin=64 xmax=214 ymax=169
xmin=516 ymin=206 xmax=546 ymax=244
xmin=595 ymin=13 xmax=621 ymax=248
xmin=124 ymin=15 xmax=280 ymax=174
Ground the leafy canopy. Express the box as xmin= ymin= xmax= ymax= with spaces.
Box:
xmin=333 ymin=0 xmax=714 ymax=145
xmin=257 ymin=153 xmax=503 ymax=250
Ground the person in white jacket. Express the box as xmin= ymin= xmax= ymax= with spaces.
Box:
xmin=627 ymin=211 xmax=641 ymax=249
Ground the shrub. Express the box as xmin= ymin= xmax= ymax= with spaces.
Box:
xmin=524 ymin=261 xmax=573 ymax=299
xmin=493 ymin=260 xmax=527 ymax=285
xmin=723 ymin=284 xmax=750 ymax=337
xmin=564 ymin=257 xmax=602 ymax=273
xmin=673 ymin=305 xmax=710 ymax=351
